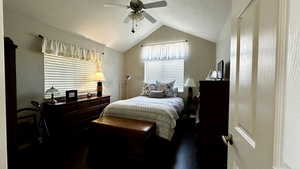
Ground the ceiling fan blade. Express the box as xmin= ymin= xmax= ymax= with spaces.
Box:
xmin=142 ymin=11 xmax=157 ymax=23
xmin=143 ymin=1 xmax=167 ymax=9
xmin=123 ymin=16 xmax=131 ymax=23
xmin=104 ymin=3 xmax=129 ymax=9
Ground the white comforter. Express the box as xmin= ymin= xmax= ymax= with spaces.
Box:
xmin=101 ymin=96 xmax=184 ymax=140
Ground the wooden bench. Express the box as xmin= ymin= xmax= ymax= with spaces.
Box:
xmin=92 ymin=116 xmax=156 ymax=138
xmin=90 ymin=116 xmax=156 ymax=162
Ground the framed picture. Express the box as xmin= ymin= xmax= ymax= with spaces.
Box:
xmin=66 ymin=90 xmax=78 ymax=102
xmin=217 ymin=60 xmax=224 ymax=80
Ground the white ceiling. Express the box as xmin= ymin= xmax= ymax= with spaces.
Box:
xmin=4 ymin=0 xmax=231 ymax=52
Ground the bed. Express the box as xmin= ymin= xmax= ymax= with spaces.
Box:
xmin=100 ymin=96 xmax=184 ymax=141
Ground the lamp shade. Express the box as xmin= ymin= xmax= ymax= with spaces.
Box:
xmin=184 ymin=78 xmax=196 ymax=87
xmin=94 ymin=72 xmax=106 ymax=81
xmin=46 ymin=86 xmax=59 ymax=95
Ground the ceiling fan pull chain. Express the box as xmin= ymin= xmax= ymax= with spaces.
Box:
xmin=132 ymin=19 xmax=136 ymax=34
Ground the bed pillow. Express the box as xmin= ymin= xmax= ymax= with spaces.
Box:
xmin=141 ymin=82 xmax=157 ymax=96
xmin=156 ymin=80 xmax=176 ymax=97
xmin=149 ymin=90 xmax=165 ymax=98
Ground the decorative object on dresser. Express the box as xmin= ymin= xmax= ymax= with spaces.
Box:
xmin=43 ymin=96 xmax=110 ymax=137
xmin=196 ymin=80 xmax=229 ymax=169
xmin=65 ymin=90 xmax=78 ymax=102
xmin=205 ymin=70 xmax=218 ymax=81
xmin=94 ymin=71 xmax=106 ymax=97
xmin=4 ymin=37 xmax=18 ymax=169
xmin=45 ymin=86 xmax=59 ymax=104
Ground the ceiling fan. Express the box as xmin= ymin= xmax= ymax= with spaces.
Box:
xmin=104 ymin=0 xmax=167 ymax=33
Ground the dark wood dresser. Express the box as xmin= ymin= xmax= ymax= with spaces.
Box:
xmin=43 ymin=96 xmax=110 ymax=138
xmin=196 ymin=80 xmax=229 ymax=169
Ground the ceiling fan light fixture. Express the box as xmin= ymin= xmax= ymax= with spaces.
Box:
xmin=129 ymin=12 xmax=144 ymax=22
xmin=105 ymin=0 xmax=167 ymax=34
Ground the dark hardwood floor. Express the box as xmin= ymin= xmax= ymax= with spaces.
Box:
xmin=16 ymin=119 xmax=224 ymax=169
xmin=173 ymin=128 xmax=200 ymax=169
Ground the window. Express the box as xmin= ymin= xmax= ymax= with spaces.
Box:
xmin=44 ymin=54 xmax=98 ymax=97
xmin=144 ymin=59 xmax=184 ymax=92
xmin=142 ymin=41 xmax=188 ymax=92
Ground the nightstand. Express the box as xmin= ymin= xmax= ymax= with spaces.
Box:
xmin=183 ymin=96 xmax=200 ymax=122
xmin=184 ymin=96 xmax=200 ymax=115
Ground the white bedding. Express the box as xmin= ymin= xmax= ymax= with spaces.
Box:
xmin=101 ymin=96 xmax=184 ymax=140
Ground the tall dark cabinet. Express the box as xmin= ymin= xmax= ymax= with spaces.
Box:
xmin=196 ymin=80 xmax=229 ymax=169
xmin=4 ymin=37 xmax=18 ymax=169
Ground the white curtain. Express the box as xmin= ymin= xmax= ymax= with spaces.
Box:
xmin=42 ymin=37 xmax=102 ymax=63
xmin=142 ymin=41 xmax=189 ymax=61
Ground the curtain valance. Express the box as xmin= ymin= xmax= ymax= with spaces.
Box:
xmin=42 ymin=37 xmax=102 ymax=63
xmin=142 ymin=41 xmax=189 ymax=61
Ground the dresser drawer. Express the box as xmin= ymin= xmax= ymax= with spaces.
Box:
xmin=63 ymin=104 xmax=103 ymax=120
xmin=78 ymin=99 xmax=101 ymax=108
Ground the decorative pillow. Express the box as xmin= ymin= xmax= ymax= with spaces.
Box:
xmin=141 ymin=83 xmax=157 ymax=96
xmin=149 ymin=90 xmax=165 ymax=98
xmin=156 ymin=80 xmax=176 ymax=97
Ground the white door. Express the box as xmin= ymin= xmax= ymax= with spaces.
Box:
xmin=226 ymin=0 xmax=278 ymax=169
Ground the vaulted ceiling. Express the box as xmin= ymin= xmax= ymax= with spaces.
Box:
xmin=4 ymin=0 xmax=231 ymax=52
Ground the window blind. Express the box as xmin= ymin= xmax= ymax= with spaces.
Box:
xmin=44 ymin=54 xmax=97 ymax=97
xmin=144 ymin=59 xmax=184 ymax=92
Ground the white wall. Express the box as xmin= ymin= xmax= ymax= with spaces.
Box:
xmin=103 ymin=47 xmax=124 ymax=102
xmin=124 ymin=26 xmax=216 ymax=99
xmin=216 ymin=18 xmax=231 ymax=64
xmin=4 ymin=11 xmax=124 ymax=108
xmin=0 ymin=0 xmax=7 ymax=168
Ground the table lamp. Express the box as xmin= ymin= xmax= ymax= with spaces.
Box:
xmin=184 ymin=78 xmax=196 ymax=103
xmin=94 ymin=72 xmax=106 ymax=97
xmin=46 ymin=86 xmax=59 ymax=104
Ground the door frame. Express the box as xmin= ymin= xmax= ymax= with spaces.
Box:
xmin=273 ymin=0 xmax=292 ymax=169
xmin=0 ymin=0 xmax=7 ymax=168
